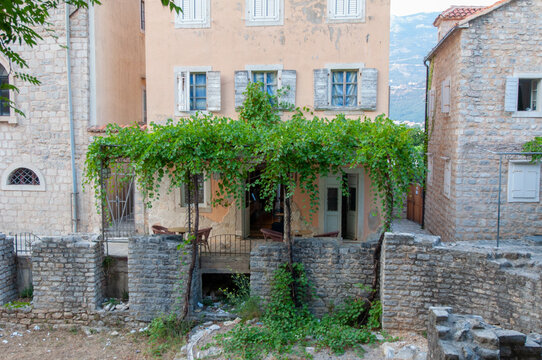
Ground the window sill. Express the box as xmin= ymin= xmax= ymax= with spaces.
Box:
xmin=174 ymin=21 xmax=210 ymax=29
xmin=246 ymin=19 xmax=283 ymax=27
xmin=326 ymin=16 xmax=365 ymax=24
xmin=175 ymin=110 xmax=211 ymax=117
xmin=1 ymin=184 xmax=46 ymax=192
xmin=511 ymin=111 xmax=542 ymax=118
xmin=0 ymin=115 xmax=17 ymax=124
xmin=180 ymin=205 xmax=212 ymax=213
xmin=316 ymin=107 xmax=373 ymax=114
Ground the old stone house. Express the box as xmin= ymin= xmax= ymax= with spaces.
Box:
xmin=144 ymin=0 xmax=391 ymax=242
xmin=0 ymin=0 xmax=146 ymax=237
xmin=424 ymin=0 xmax=542 ymax=242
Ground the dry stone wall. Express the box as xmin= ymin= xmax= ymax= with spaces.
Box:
xmin=381 ymin=233 xmax=542 ymax=334
xmin=32 ymin=235 xmax=105 ymax=313
xmin=0 ymin=233 xmax=17 ymax=304
xmin=250 ymin=238 xmax=376 ymax=316
xmin=428 ymin=307 xmax=542 ymax=360
xmin=128 ymin=235 xmax=200 ymax=322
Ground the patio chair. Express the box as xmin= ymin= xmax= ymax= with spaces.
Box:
xmin=260 ymin=228 xmax=283 ymax=242
xmin=314 ymin=231 xmax=340 ymax=238
xmin=196 ymin=227 xmax=212 ymax=252
xmin=151 ymin=224 xmax=175 ymax=235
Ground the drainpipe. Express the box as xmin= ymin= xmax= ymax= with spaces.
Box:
xmin=421 ymin=59 xmax=430 ymax=229
xmin=66 ymin=4 xmax=79 ymax=233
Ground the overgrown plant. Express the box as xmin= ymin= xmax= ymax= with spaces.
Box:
xmin=146 ymin=313 xmax=193 ymax=357
xmin=523 ymin=136 xmax=542 ymax=162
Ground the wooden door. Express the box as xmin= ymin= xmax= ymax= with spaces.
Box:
xmin=407 ymin=183 xmax=423 ymax=225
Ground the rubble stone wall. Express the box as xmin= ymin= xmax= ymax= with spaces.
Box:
xmin=128 ymin=235 xmax=200 ymax=322
xmin=32 ymin=235 xmax=105 ymax=312
xmin=428 ymin=307 xmax=542 ymax=360
xmin=250 ymin=238 xmax=376 ymax=316
xmin=0 ymin=234 xmax=17 ymax=305
xmin=381 ymin=233 xmax=542 ymax=334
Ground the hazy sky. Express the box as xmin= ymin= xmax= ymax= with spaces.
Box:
xmin=391 ymin=0 xmax=498 ymax=16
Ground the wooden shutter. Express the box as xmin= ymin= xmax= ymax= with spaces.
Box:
xmin=234 ymin=71 xmax=250 ymax=109
xmin=443 ymin=159 xmax=451 ymax=198
xmin=360 ymin=68 xmax=378 ymax=111
xmin=177 ymin=71 xmax=189 ymax=112
xmin=314 ymin=69 xmax=330 ymax=110
xmin=279 ymin=70 xmax=296 ymax=109
xmin=428 ymin=89 xmax=436 ymax=120
xmin=441 ymin=78 xmax=451 ymax=113
xmin=508 ymin=162 xmax=540 ymax=202
xmin=206 ymin=71 xmax=221 ymax=112
xmin=505 ymin=77 xmax=519 ymax=112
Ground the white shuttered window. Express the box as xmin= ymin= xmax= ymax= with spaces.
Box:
xmin=175 ymin=0 xmax=210 ymax=28
xmin=508 ymin=161 xmax=541 ymax=203
xmin=246 ymin=0 xmax=283 ymax=25
xmin=443 ymin=158 xmax=451 ymax=199
xmin=328 ymin=0 xmax=364 ymax=21
xmin=441 ymin=77 xmax=451 ymax=114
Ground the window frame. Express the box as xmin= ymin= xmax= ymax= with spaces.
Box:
xmin=189 ymin=72 xmax=207 ymax=111
xmin=1 ymin=164 xmax=46 ymax=191
xmin=325 ymin=63 xmax=364 ymax=111
xmin=174 ymin=0 xmax=211 ymax=29
xmin=246 ymin=0 xmax=284 ymax=26
xmin=507 ymin=74 xmax=542 ymax=118
xmin=327 ymin=0 xmax=365 ymax=23
xmin=140 ymin=0 xmax=145 ymax=32
xmin=0 ymin=58 xmax=16 ymax=124
xmin=174 ymin=66 xmax=212 ymax=115
xmin=178 ymin=173 xmax=211 ymax=208
xmin=330 ymin=69 xmax=358 ymax=108
xmin=507 ymin=160 xmax=541 ymax=203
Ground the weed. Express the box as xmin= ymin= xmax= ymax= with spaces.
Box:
xmin=3 ymin=301 xmax=31 ymax=309
xmin=220 ymin=273 xmax=250 ymax=309
xmin=20 ymin=285 xmax=33 ymax=299
xmin=237 ymin=296 xmax=262 ymax=320
xmin=202 ymin=298 xmax=214 ymax=307
xmin=69 ymin=326 xmax=78 ymax=334
xmin=146 ymin=313 xmax=193 ymax=357
xmin=122 ymin=290 xmax=129 ymax=302
xmin=104 ymin=298 xmax=120 ymax=307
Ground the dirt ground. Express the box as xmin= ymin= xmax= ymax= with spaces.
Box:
xmin=0 ymin=325 xmax=159 ymax=360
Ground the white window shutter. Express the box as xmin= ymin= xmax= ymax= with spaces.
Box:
xmin=508 ymin=162 xmax=540 ymax=202
xmin=427 ymin=155 xmax=433 ymax=186
xmin=279 ymin=70 xmax=296 ymax=109
xmin=443 ymin=159 xmax=451 ymax=198
xmin=441 ymin=78 xmax=451 ymax=113
xmin=177 ymin=71 xmax=189 ymax=112
xmin=347 ymin=0 xmax=358 ymax=16
xmin=253 ymin=0 xmax=264 ymax=18
xmin=235 ymin=70 xmax=250 ymax=109
xmin=360 ymin=68 xmax=378 ymax=111
xmin=334 ymin=0 xmax=345 ymax=16
xmin=314 ymin=68 xmax=330 ymax=110
xmin=428 ymin=89 xmax=436 ymax=120
xmin=505 ymin=77 xmax=519 ymax=112
xmin=206 ymin=71 xmax=221 ymax=112
xmin=194 ymin=0 xmax=203 ymax=20
xmin=267 ymin=0 xmax=276 ymax=18
xmin=181 ymin=0 xmax=191 ymax=20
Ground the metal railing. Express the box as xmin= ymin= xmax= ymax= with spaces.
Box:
xmin=199 ymin=234 xmax=253 ymax=256
xmin=10 ymin=232 xmax=41 ymax=256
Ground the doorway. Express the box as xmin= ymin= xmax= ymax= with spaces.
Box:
xmin=322 ymin=173 xmax=360 ymax=240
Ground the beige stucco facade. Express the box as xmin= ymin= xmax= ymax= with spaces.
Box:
xmin=144 ymin=0 xmax=390 ymax=241
xmin=425 ymin=0 xmax=542 ymax=242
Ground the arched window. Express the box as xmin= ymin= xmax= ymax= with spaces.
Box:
xmin=8 ymin=168 xmax=40 ymax=185
xmin=0 ymin=64 xmax=9 ymax=116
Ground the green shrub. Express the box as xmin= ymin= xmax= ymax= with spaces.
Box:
xmin=20 ymin=285 xmax=33 ymax=299
xmin=238 ymin=296 xmax=262 ymax=320
xmin=220 ymin=273 xmax=251 ymax=309
xmin=146 ymin=313 xmax=193 ymax=357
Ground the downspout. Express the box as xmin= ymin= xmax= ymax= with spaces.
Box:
xmin=66 ymin=4 xmax=79 ymax=233
xmin=421 ymin=59 xmax=430 ymax=229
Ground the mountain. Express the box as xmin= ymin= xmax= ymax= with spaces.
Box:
xmin=389 ymin=12 xmax=439 ymax=125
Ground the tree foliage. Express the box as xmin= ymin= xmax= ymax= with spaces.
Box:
xmin=523 ymin=136 xmax=542 ymax=162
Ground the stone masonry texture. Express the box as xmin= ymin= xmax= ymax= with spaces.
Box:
xmin=0 ymin=233 xmax=17 ymax=305
xmin=426 ymin=0 xmax=542 ymax=242
xmin=128 ymin=235 xmax=199 ymax=322
xmin=381 ymin=233 xmax=542 ymax=334
xmin=428 ymin=307 xmax=542 ymax=360
xmin=32 ymin=234 xmax=104 ymax=313
xmin=250 ymin=238 xmax=376 ymax=316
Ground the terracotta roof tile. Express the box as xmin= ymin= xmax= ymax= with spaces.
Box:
xmin=439 ymin=5 xmax=487 ymax=20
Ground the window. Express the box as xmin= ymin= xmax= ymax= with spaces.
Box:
xmin=427 ymin=154 xmax=433 ymax=186
xmin=175 ymin=0 xmax=210 ymax=28
xmin=142 ymin=88 xmax=147 ymax=123
xmin=1 ymin=165 xmax=45 ymax=191
xmin=0 ymin=64 xmax=10 ymax=117
xmin=441 ymin=77 xmax=451 ymax=113
xmin=246 ymin=0 xmax=283 ymax=26
xmin=180 ymin=174 xmax=210 ymax=207
xmin=443 ymin=158 xmax=451 ymax=199
xmin=327 ymin=0 xmax=365 ymax=22
xmin=331 ymin=70 xmax=357 ymax=107
xmin=175 ymin=67 xmax=221 ymax=114
xmin=314 ymin=65 xmax=377 ymax=111
xmin=508 ymin=161 xmax=540 ymax=203
xmin=140 ymin=0 xmax=145 ymax=31
xmin=235 ymin=66 xmax=296 ymax=109
xmin=505 ymin=75 xmax=542 ymax=116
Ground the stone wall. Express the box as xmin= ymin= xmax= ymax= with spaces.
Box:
xmin=381 ymin=233 xmax=542 ymax=334
xmin=428 ymin=307 xmax=542 ymax=360
xmin=128 ymin=235 xmax=200 ymax=322
xmin=32 ymin=235 xmax=104 ymax=313
xmin=250 ymin=238 xmax=376 ymax=316
xmin=0 ymin=234 xmax=17 ymax=305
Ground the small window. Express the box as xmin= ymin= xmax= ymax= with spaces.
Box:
xmin=181 ymin=174 xmax=209 ymax=207
xmin=190 ymin=73 xmax=206 ymax=111
xmin=252 ymin=71 xmax=278 ymax=98
xmin=508 ymin=161 xmax=540 ymax=203
xmin=140 ymin=0 xmax=145 ymax=31
xmin=327 ymin=188 xmax=338 ymax=211
xmin=331 ymin=70 xmax=358 ymax=107
xmin=328 ymin=0 xmax=364 ymax=21
xmin=441 ymin=77 xmax=451 ymax=114
xmin=518 ymin=79 xmax=539 ymax=111
xmin=246 ymin=0 xmax=283 ymax=26
xmin=175 ymin=0 xmax=210 ymax=28
xmin=0 ymin=64 xmax=10 ymax=116
xmin=443 ymin=158 xmax=451 ymax=199
xmin=8 ymin=168 xmax=40 ymax=185
xmin=427 ymin=154 xmax=433 ymax=186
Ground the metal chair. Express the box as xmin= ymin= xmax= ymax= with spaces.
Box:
xmin=314 ymin=231 xmax=340 ymax=238
xmin=151 ymin=224 xmax=175 ymax=235
xmin=196 ymin=227 xmax=212 ymax=252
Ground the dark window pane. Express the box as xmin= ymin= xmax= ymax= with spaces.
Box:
xmin=349 ymin=188 xmax=356 ymax=211
xmin=518 ymin=79 xmax=532 ymax=111
xmin=184 ymin=174 xmax=205 ymax=205
xmin=0 ymin=73 xmax=10 ymax=116
xmin=327 ymin=188 xmax=338 ymax=211
xmin=8 ymin=168 xmax=40 ymax=185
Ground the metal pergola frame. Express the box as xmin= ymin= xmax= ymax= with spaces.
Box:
xmin=484 ymin=149 xmax=542 ymax=247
